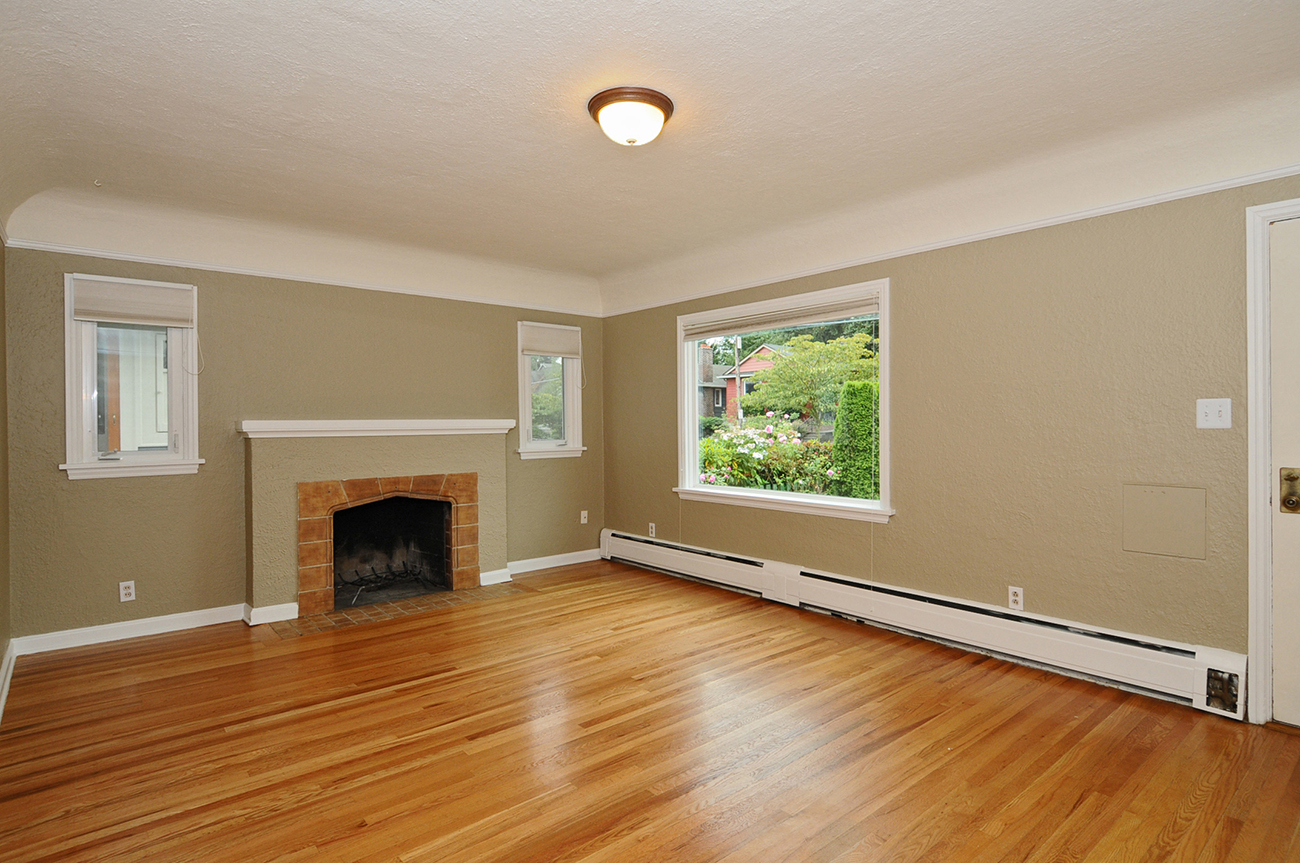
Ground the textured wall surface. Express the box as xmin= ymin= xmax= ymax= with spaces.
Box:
xmin=6 ymin=249 xmax=603 ymax=637
xmin=603 ymin=175 xmax=1300 ymax=653
xmin=0 ymin=237 xmax=9 ymax=656
xmin=246 ymin=436 xmax=508 ymax=608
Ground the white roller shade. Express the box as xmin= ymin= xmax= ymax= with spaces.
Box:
xmin=519 ymin=321 xmax=582 ymax=358
xmin=72 ymin=275 xmax=196 ymax=328
xmin=681 ymin=292 xmax=879 ymax=342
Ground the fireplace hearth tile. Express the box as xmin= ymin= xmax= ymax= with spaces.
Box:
xmin=298 ymin=540 xmax=331 ymax=568
xmin=342 ymin=477 xmax=384 ymax=504
xmin=455 ymin=504 xmax=478 ymax=526
xmin=299 ymin=564 xmax=332 ymax=592
xmin=454 ymin=524 xmax=479 ymax=548
xmin=379 ymin=475 xmax=413 ymax=495
xmin=298 ymin=481 xmax=347 ymax=518
xmin=410 ymin=474 xmax=446 ymax=496
xmin=299 ymin=589 xmax=333 ymax=616
xmin=451 ymin=566 xmax=479 ymax=590
xmin=297 ymin=517 xmax=330 ymax=544
xmin=441 ymin=473 xmax=478 ymax=504
xmin=453 ymin=545 xmax=479 ymax=569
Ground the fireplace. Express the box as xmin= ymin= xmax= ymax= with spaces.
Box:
xmin=332 ymin=496 xmax=452 ymax=607
xmin=296 ymin=473 xmax=479 ymax=616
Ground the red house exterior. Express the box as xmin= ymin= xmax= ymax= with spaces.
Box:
xmin=723 ymin=345 xmax=782 ymax=421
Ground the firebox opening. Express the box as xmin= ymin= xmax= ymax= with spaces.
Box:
xmin=333 ymin=496 xmax=451 ymax=608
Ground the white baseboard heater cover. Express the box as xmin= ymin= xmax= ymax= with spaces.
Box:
xmin=601 ymin=530 xmax=1246 ymax=720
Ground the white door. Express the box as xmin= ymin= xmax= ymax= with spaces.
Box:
xmin=1271 ymin=216 xmax=1300 ymax=726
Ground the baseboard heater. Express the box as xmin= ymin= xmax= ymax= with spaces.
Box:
xmin=600 ymin=529 xmax=1246 ymax=720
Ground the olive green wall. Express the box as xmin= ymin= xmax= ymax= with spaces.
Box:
xmin=6 ymin=248 xmax=603 ymax=638
xmin=0 ymin=236 xmax=10 ymax=657
xmin=604 ymin=175 xmax=1300 ymax=653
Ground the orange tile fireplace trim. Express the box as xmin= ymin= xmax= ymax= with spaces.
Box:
xmin=296 ymin=472 xmax=479 ymax=617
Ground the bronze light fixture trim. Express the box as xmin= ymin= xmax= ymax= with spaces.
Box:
xmin=587 ymin=86 xmax=675 ymax=146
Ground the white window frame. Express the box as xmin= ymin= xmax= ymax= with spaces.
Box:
xmin=675 ymin=279 xmax=892 ymax=522
xmin=61 ymin=274 xmax=204 ymax=480
xmin=517 ymin=321 xmax=585 ymax=460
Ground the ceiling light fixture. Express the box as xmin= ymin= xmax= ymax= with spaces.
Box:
xmin=587 ymin=86 xmax=674 ymax=146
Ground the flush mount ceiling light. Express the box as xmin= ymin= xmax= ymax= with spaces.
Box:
xmin=587 ymin=86 xmax=674 ymax=146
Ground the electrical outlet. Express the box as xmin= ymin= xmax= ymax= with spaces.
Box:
xmin=119 ymin=581 xmax=136 ymax=602
xmin=580 ymin=510 xmax=588 ymax=524
xmin=1008 ymin=586 xmax=1023 ymax=611
xmin=649 ymin=522 xmax=656 ymax=538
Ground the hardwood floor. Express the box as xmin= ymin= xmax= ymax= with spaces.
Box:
xmin=1 ymin=560 xmax=1297 ymax=862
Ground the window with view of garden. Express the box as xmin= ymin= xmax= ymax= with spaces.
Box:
xmin=677 ymin=280 xmax=890 ymax=521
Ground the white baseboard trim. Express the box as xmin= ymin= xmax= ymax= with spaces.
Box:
xmin=480 ymin=568 xmax=512 ymax=585
xmin=243 ymin=602 xmax=299 ymax=626
xmin=0 ymin=640 xmax=17 ymax=729
xmin=10 ymin=604 xmax=246 ymax=657
xmin=601 ymin=529 xmax=1248 ymax=720
xmin=507 ymin=548 xmax=602 ymax=576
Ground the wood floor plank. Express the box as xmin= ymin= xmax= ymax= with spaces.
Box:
xmin=0 ymin=561 xmax=1296 ymax=863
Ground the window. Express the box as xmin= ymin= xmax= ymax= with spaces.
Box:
xmin=714 ymin=388 xmax=724 ymax=408
xmin=517 ymin=321 xmax=585 ymax=459
xmin=61 ymin=274 xmax=203 ymax=479
xmin=676 ymin=280 xmax=891 ymax=522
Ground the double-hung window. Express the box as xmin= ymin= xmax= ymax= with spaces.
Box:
xmin=676 ymin=279 xmax=891 ymax=521
xmin=517 ymin=321 xmax=584 ymax=459
xmin=61 ymin=274 xmax=203 ymax=479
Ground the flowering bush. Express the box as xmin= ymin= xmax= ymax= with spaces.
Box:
xmin=698 ymin=415 xmax=838 ymax=494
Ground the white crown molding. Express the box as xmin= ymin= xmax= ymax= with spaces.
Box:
xmin=5 ymin=189 xmax=604 ymax=317
xmin=5 ymin=236 xmax=601 ymax=317
xmin=601 ymin=160 xmax=1300 ymax=317
xmin=237 ymin=418 xmax=516 ymax=438
xmin=10 ymin=604 xmax=246 ymax=656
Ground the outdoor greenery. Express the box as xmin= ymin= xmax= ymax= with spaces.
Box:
xmin=698 ymin=416 xmax=837 ymax=494
xmin=739 ymin=332 xmax=877 ymax=425
xmin=699 ymin=416 xmax=727 ymax=438
xmin=529 ymin=356 xmax=565 ymax=441
xmin=831 ymin=379 xmax=880 ymax=499
xmin=696 ymin=317 xmax=880 ymax=500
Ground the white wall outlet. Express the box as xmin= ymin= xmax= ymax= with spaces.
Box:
xmin=1196 ymin=398 xmax=1231 ymax=429
xmin=119 ymin=580 xmax=136 ymax=602
xmin=648 ymin=522 xmax=656 ymax=538
xmin=1008 ymin=586 xmax=1023 ymax=611
xmin=580 ymin=510 xmax=588 ymax=524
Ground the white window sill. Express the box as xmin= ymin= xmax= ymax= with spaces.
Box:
xmin=517 ymin=447 xmax=587 ymax=460
xmin=674 ymin=485 xmax=893 ymax=523
xmin=60 ymin=459 xmax=205 ymax=480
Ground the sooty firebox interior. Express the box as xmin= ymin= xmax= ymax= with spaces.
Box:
xmin=333 ymin=496 xmax=452 ymax=607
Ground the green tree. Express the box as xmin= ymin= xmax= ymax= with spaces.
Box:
xmin=740 ymin=332 xmax=877 ymax=424
xmin=831 ymin=379 xmax=879 ymax=499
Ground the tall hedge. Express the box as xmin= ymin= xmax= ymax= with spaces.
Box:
xmin=831 ymin=379 xmax=879 ymax=499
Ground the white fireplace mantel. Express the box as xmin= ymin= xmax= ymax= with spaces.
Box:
xmin=236 ymin=419 xmax=516 ymax=439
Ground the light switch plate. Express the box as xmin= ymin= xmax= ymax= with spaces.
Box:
xmin=1196 ymin=398 xmax=1231 ymax=429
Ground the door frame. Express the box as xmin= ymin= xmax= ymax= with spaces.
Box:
xmin=1247 ymin=197 xmax=1300 ymax=723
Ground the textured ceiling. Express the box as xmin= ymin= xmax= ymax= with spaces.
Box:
xmin=3 ymin=0 xmax=1300 ymax=281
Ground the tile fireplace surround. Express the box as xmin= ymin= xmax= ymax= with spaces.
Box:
xmin=296 ymin=472 xmax=479 ymax=616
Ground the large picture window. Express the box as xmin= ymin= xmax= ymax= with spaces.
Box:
xmin=61 ymin=273 xmax=203 ymax=479
xmin=676 ymin=280 xmax=891 ymax=521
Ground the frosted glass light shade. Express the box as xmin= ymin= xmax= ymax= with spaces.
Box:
xmin=597 ymin=101 xmax=666 ymax=146
xmin=587 ymin=87 xmax=674 ymax=147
